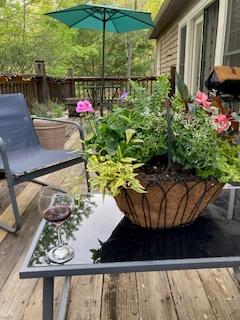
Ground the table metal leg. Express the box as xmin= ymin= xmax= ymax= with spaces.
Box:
xmin=235 ymin=189 xmax=240 ymax=212
xmin=43 ymin=277 xmax=54 ymax=320
xmin=227 ymin=189 xmax=236 ymax=220
xmin=55 ymin=276 xmax=71 ymax=320
xmin=233 ymin=266 xmax=240 ymax=284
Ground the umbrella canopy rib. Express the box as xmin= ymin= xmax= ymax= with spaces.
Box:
xmin=105 ymin=11 xmax=120 ymax=22
xmin=118 ymin=12 xmax=156 ymax=29
xmin=68 ymin=8 xmax=103 ymax=28
xmin=84 ymin=9 xmax=105 ymax=21
xmin=110 ymin=16 xmax=120 ymax=33
xmin=84 ymin=8 xmax=106 ymax=21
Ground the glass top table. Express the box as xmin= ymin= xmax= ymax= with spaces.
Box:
xmin=19 ymin=191 xmax=240 ymax=320
xmin=20 ymin=192 xmax=240 ymax=278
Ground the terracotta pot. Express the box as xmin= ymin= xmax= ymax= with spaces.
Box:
xmin=115 ymin=174 xmax=223 ymax=230
xmin=33 ymin=117 xmax=67 ymax=149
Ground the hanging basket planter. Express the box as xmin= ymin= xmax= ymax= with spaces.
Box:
xmin=86 ymin=75 xmax=239 ymax=231
xmin=115 ymin=173 xmax=223 ymax=230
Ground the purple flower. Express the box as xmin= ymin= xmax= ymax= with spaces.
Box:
xmin=120 ymin=91 xmax=128 ymax=102
xmin=76 ymin=100 xmax=95 ymax=113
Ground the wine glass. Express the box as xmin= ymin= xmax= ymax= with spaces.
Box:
xmin=38 ymin=186 xmax=75 ymax=264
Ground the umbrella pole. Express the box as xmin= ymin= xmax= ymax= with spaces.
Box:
xmin=101 ymin=11 xmax=106 ymax=116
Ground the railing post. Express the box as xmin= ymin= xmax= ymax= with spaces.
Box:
xmin=67 ymin=68 xmax=75 ymax=98
xmin=35 ymin=60 xmax=49 ymax=103
xmin=169 ymin=66 xmax=176 ymax=97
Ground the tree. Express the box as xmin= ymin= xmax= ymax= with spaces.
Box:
xmin=0 ymin=0 xmax=164 ymax=76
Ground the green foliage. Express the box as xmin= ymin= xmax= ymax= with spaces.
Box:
xmin=0 ymin=0 xmax=159 ymax=76
xmin=195 ymin=142 xmax=240 ymax=184
xmin=64 ymin=174 xmax=85 ymax=207
xmin=175 ymin=71 xmax=191 ymax=104
xmin=206 ymin=142 xmax=240 ymax=183
xmin=87 ymin=154 xmax=145 ymax=197
xmin=87 ymin=76 xmax=169 ymax=165
xmin=87 ymin=75 xmax=170 ymax=195
xmin=86 ymin=73 xmax=240 ymax=196
xmin=31 ymin=100 xmax=66 ymax=118
xmin=171 ymin=93 xmax=186 ymax=111
xmin=171 ymin=108 xmax=219 ymax=172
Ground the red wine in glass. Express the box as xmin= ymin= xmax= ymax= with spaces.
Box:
xmin=43 ymin=205 xmax=71 ymax=224
xmin=38 ymin=187 xmax=75 ymax=264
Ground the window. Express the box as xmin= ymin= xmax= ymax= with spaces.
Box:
xmin=179 ymin=26 xmax=187 ymax=80
xmin=191 ymin=16 xmax=204 ymax=95
xmin=177 ymin=0 xmax=220 ymax=94
xmin=200 ymin=0 xmax=219 ymax=90
xmin=224 ymin=0 xmax=240 ymax=66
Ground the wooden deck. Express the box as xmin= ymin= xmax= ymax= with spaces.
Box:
xmin=1 ymin=129 xmax=240 ymax=320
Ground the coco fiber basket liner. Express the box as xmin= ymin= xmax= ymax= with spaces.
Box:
xmin=115 ymin=173 xmax=223 ymax=230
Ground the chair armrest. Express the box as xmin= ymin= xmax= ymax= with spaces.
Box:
xmin=31 ymin=116 xmax=84 ymax=142
xmin=0 ymin=137 xmax=11 ymax=173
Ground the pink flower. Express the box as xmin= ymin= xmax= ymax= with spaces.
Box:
xmin=195 ymin=91 xmax=211 ymax=109
xmin=212 ymin=114 xmax=231 ymax=133
xmin=76 ymin=100 xmax=95 ymax=113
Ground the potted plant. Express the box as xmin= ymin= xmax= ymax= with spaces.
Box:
xmin=31 ymin=100 xmax=69 ymax=149
xmin=82 ymin=75 xmax=240 ymax=229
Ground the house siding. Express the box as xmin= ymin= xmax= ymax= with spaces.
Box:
xmin=157 ymin=22 xmax=178 ymax=75
xmin=154 ymin=0 xmax=200 ymax=76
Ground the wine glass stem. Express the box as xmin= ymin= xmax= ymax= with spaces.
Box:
xmin=57 ymin=225 xmax=63 ymax=247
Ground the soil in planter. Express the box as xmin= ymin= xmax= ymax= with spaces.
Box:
xmin=139 ymin=155 xmax=194 ymax=177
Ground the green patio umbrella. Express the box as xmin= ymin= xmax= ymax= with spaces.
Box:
xmin=45 ymin=3 xmax=156 ymax=80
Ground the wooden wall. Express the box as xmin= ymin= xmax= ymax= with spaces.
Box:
xmin=157 ymin=22 xmax=179 ymax=76
xmin=154 ymin=0 xmax=209 ymax=77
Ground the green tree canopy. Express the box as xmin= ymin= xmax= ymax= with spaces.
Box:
xmin=0 ymin=0 xmax=163 ymax=76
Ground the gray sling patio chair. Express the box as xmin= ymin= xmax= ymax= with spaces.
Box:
xmin=0 ymin=93 xmax=89 ymax=233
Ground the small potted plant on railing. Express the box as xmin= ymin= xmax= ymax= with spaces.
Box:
xmin=80 ymin=74 xmax=240 ymax=229
xmin=31 ymin=100 xmax=69 ymax=149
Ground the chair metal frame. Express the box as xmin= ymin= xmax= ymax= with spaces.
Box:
xmin=0 ymin=116 xmax=89 ymax=233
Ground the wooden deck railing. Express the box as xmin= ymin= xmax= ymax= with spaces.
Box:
xmin=0 ymin=75 xmax=159 ymax=106
xmin=0 ymin=75 xmax=39 ymax=106
xmin=70 ymin=75 xmax=157 ymax=98
xmin=0 ymin=67 xmax=176 ymax=112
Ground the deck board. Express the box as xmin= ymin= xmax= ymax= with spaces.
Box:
xmin=0 ymin=123 xmax=240 ymax=320
xmin=101 ymin=273 xmax=139 ymax=320
xmin=22 ymin=279 xmax=43 ymax=320
xmin=67 ymin=275 xmax=103 ymax=320
xmin=0 ymin=199 xmax=40 ymax=290
xmin=136 ymin=271 xmax=178 ymax=320
xmin=167 ymin=270 xmax=217 ymax=320
xmin=198 ymin=268 xmax=240 ymax=319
